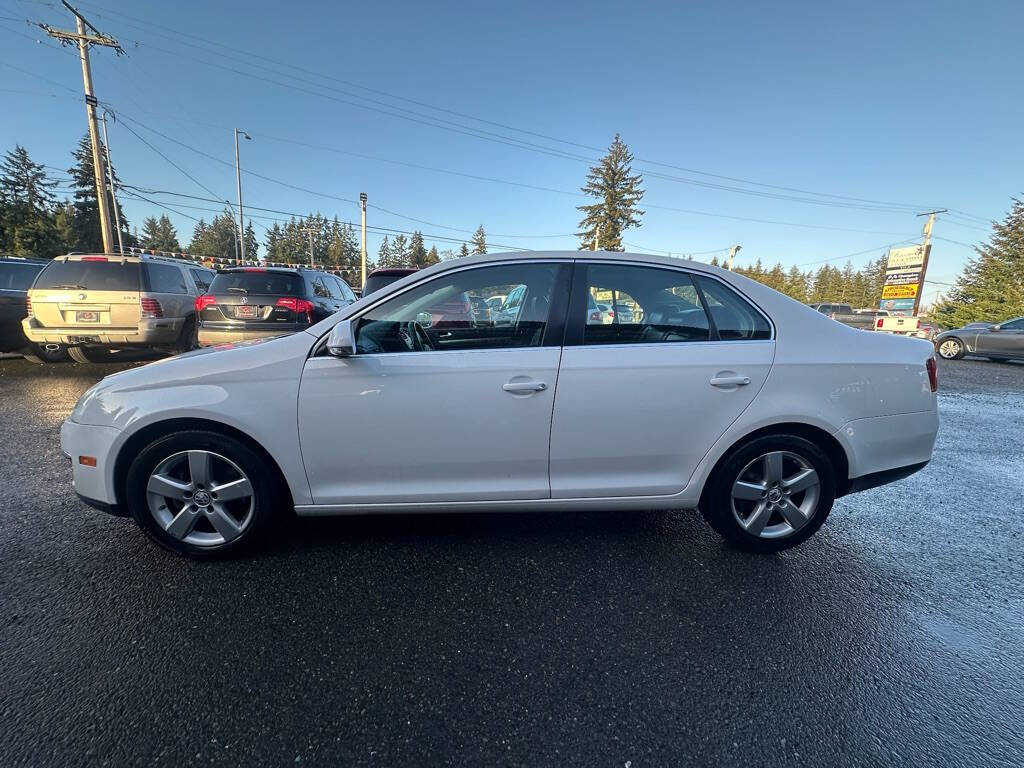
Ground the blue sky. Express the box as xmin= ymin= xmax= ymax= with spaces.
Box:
xmin=1 ymin=0 xmax=1021 ymax=304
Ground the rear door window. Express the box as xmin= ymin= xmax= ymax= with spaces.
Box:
xmin=331 ymin=276 xmax=355 ymax=302
xmin=34 ymin=259 xmax=141 ymax=291
xmin=581 ymin=263 xmax=710 ymax=345
xmin=144 ymin=263 xmax=188 ymax=294
xmin=693 ymin=276 xmax=771 ymax=340
xmin=208 ymin=271 xmax=303 ymax=296
xmin=189 ymin=267 xmax=215 ymax=292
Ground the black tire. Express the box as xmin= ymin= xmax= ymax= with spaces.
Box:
xmin=173 ymin=316 xmax=198 ymax=355
xmin=67 ymin=346 xmax=92 ymax=364
xmin=125 ymin=430 xmax=280 ymax=559
xmin=701 ymin=434 xmax=836 ymax=553
xmin=936 ymin=337 xmax=965 ymax=360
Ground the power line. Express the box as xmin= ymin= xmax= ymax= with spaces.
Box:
xmin=71 ymin=0 xmax=950 ymax=215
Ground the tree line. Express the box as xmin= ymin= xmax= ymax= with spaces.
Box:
xmin=3 ymin=137 xmax=1020 ymax=324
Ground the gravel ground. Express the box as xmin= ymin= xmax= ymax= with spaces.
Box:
xmin=0 ymin=354 xmax=1021 ymax=767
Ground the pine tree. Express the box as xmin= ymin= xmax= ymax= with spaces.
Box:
xmin=576 ymin=134 xmax=645 ymax=251
xmin=784 ymin=265 xmax=809 ymax=302
xmin=67 ymin=134 xmax=129 ymax=252
xmin=188 ymin=209 xmax=238 ymax=259
xmin=0 ymin=145 xmax=56 ymax=211
xmin=243 ymin=221 xmax=258 ymax=261
xmin=471 ymin=226 xmax=487 ymax=255
xmin=934 ymin=199 xmax=1024 ymax=326
xmin=264 ymin=222 xmax=284 ymax=261
xmin=459 ymin=242 xmax=470 ymax=258
xmin=391 ymin=234 xmax=409 ymax=266
xmin=140 ymin=215 xmax=180 ymax=251
xmin=377 ymin=236 xmax=392 ymax=268
xmin=425 ymin=245 xmax=440 ymax=265
xmin=408 ymin=230 xmax=428 ymax=267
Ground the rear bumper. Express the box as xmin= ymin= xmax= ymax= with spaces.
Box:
xmin=834 ymin=408 xmax=939 ymax=486
xmin=198 ymin=326 xmax=300 ymax=346
xmin=22 ymin=317 xmax=183 ymax=346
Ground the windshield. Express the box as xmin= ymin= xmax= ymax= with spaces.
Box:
xmin=209 ymin=271 xmax=303 ymax=296
xmin=33 ymin=260 xmax=140 ymax=291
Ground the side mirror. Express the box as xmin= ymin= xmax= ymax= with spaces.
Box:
xmin=415 ymin=312 xmax=433 ymax=328
xmin=327 ymin=318 xmax=356 ymax=357
xmin=990 ymin=325 xmax=1001 ymax=332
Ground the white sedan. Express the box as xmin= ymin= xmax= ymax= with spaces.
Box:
xmin=61 ymin=251 xmax=939 ymax=558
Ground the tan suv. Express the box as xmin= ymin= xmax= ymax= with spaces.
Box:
xmin=22 ymin=253 xmax=215 ymax=363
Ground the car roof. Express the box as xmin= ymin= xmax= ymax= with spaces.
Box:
xmin=367 ymin=267 xmax=418 ymax=277
xmin=218 ymin=266 xmax=304 ymax=275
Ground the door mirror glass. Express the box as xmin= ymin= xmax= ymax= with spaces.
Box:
xmin=327 ymin=319 xmax=356 ymax=357
xmin=414 ymin=311 xmax=433 ymax=328
xmin=991 ymin=325 xmax=1001 ymax=332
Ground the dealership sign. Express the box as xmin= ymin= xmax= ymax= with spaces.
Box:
xmin=880 ymin=245 xmax=926 ymax=314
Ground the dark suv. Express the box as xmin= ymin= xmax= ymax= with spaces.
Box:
xmin=0 ymin=256 xmax=68 ymax=363
xmin=196 ymin=267 xmax=356 ymax=346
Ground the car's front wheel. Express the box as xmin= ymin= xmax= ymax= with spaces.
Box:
xmin=701 ymin=434 xmax=836 ymax=553
xmin=125 ymin=430 xmax=279 ymax=558
xmin=937 ymin=337 xmax=965 ymax=360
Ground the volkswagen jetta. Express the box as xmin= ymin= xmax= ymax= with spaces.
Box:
xmin=60 ymin=251 xmax=939 ymax=558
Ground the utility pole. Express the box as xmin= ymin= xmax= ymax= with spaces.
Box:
xmin=99 ymin=109 xmax=123 ymax=254
xmin=40 ymin=1 xmax=123 ymax=254
xmin=308 ymin=222 xmax=315 ymax=267
xmin=727 ymin=244 xmax=742 ymax=270
xmin=234 ymin=128 xmax=251 ymax=261
xmin=593 ymin=225 xmax=600 ymax=251
xmin=913 ymin=209 xmax=946 ymax=316
xmin=359 ymin=192 xmax=367 ymax=287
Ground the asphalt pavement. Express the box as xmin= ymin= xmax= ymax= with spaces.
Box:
xmin=1 ymin=354 xmax=1022 ymax=767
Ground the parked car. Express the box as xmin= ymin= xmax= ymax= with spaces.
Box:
xmin=22 ymin=253 xmax=215 ymax=363
xmin=595 ymin=303 xmax=615 ymax=323
xmin=196 ymin=267 xmax=355 ymax=347
xmin=807 ymin=302 xmax=876 ymax=331
xmin=61 ymin=251 xmax=938 ymax=559
xmin=362 ymin=267 xmax=417 ymax=296
xmin=0 ymin=256 xmax=68 ymax=363
xmin=613 ymin=302 xmax=636 ymax=323
xmin=934 ymin=317 xmax=1024 ymax=362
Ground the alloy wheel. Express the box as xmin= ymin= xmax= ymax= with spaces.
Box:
xmin=730 ymin=450 xmax=821 ymax=539
xmin=146 ymin=450 xmax=255 ymax=547
xmin=938 ymin=339 xmax=961 ymax=359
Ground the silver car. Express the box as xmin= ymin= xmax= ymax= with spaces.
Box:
xmin=934 ymin=317 xmax=1024 ymax=362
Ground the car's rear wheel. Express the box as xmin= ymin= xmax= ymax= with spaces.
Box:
xmin=173 ymin=317 xmax=198 ymax=355
xmin=937 ymin=337 xmax=964 ymax=360
xmin=68 ymin=346 xmax=118 ymax=364
xmin=702 ymin=434 xmax=836 ymax=553
xmin=125 ymin=430 xmax=279 ymax=558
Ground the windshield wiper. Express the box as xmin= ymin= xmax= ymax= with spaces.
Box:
xmin=52 ymin=284 xmax=87 ymax=290
xmin=227 ymin=287 xmax=248 ymax=294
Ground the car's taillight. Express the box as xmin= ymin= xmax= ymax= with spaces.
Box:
xmin=926 ymin=357 xmax=938 ymax=392
xmin=25 ymin=294 xmax=32 ymax=317
xmin=276 ymin=297 xmax=315 ymax=315
xmin=140 ymin=297 xmax=163 ymax=318
xmin=195 ymin=295 xmax=217 ymax=312
xmin=876 ymin=317 xmax=884 ymax=329
xmin=81 ymin=256 xmax=107 ymax=262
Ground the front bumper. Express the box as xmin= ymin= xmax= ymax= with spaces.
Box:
xmin=22 ymin=317 xmax=183 ymax=346
xmin=198 ymin=326 xmax=297 ymax=346
xmin=60 ymin=419 xmax=123 ymax=509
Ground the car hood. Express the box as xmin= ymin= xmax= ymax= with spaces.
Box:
xmin=70 ymin=332 xmax=312 ymax=427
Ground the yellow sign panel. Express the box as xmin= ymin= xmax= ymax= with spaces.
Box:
xmin=882 ymin=284 xmax=919 ymax=299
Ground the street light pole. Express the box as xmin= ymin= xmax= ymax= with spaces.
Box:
xmin=727 ymin=244 xmax=742 ymax=270
xmin=234 ymin=128 xmax=251 ymax=261
xmin=99 ymin=109 xmax=124 ymax=254
xmin=359 ymin=193 xmax=367 ymax=288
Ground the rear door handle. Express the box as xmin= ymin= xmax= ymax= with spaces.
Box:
xmin=710 ymin=375 xmax=751 ymax=388
xmin=502 ymin=380 xmax=548 ymax=393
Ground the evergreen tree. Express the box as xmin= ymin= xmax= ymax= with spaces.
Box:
xmin=0 ymin=145 xmax=57 ymax=211
xmin=390 ymin=233 xmax=409 ymax=266
xmin=67 ymin=135 xmax=129 ymax=252
xmin=408 ymin=230 xmax=429 ymax=267
xmin=576 ymin=134 xmax=645 ymax=251
xmin=459 ymin=242 xmax=470 ymax=258
xmin=471 ymin=225 xmax=487 ymax=255
xmin=140 ymin=215 xmax=180 ymax=251
xmin=784 ymin=265 xmax=809 ymax=303
xmin=426 ymin=245 xmax=440 ymax=265
xmin=934 ymin=199 xmax=1024 ymax=326
xmin=264 ymin=222 xmax=284 ymax=261
xmin=377 ymin=236 xmax=392 ymax=267
xmin=188 ymin=209 xmax=238 ymax=259
xmin=243 ymin=221 xmax=259 ymax=261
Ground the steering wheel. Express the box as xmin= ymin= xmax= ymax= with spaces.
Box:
xmin=401 ymin=320 xmax=435 ymax=351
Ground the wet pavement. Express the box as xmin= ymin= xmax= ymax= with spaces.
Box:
xmin=0 ymin=355 xmax=1022 ymax=767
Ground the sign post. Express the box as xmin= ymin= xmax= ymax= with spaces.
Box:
xmin=880 ymin=245 xmax=926 ymax=316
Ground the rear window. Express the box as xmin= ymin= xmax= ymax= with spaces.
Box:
xmin=209 ymin=270 xmax=303 ymax=296
xmin=0 ymin=263 xmax=42 ymax=291
xmin=33 ymin=259 xmax=140 ymax=291
xmin=363 ymin=272 xmax=412 ymax=296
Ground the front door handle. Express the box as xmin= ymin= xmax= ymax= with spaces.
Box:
xmin=502 ymin=380 xmax=548 ymax=393
xmin=710 ymin=375 xmax=751 ymax=388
